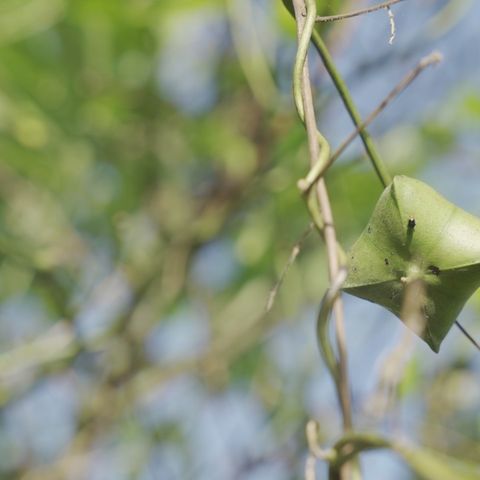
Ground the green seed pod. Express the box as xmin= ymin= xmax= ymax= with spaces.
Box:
xmin=343 ymin=176 xmax=480 ymax=352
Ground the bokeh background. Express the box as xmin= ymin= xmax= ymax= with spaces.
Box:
xmin=0 ymin=0 xmax=479 ymax=479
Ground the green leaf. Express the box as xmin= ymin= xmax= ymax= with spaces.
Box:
xmin=394 ymin=443 xmax=480 ymax=480
xmin=343 ymin=175 xmax=480 ymax=352
xmin=332 ymin=433 xmax=480 ymax=480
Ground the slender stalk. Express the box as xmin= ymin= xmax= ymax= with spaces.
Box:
xmin=299 ymin=51 xmax=443 ymax=191
xmin=292 ymin=0 xmax=330 ymax=172
xmin=332 ymin=433 xmax=391 ymax=469
xmin=455 ymin=320 xmax=480 ymax=351
xmin=291 ymin=4 xmax=359 ymax=480
xmin=292 ymin=0 xmax=353 ymax=433
xmin=316 ymin=0 xmax=405 ymax=23
xmin=316 ymin=268 xmax=347 ymax=387
xmin=331 ymin=51 xmax=442 ymax=163
xmin=310 ymin=30 xmax=392 ymax=187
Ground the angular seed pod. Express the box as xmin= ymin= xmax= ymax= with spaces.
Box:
xmin=343 ymin=176 xmax=480 ymax=352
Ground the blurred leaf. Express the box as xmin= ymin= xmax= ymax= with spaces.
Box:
xmin=0 ymin=0 xmax=65 ymax=45
xmin=334 ymin=434 xmax=480 ymax=480
xmin=462 ymin=92 xmax=480 ymax=120
xmin=395 ymin=443 xmax=480 ymax=480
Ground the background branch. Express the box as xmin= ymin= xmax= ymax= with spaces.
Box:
xmin=316 ymin=0 xmax=405 ymax=23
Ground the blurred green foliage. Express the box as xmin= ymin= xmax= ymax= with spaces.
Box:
xmin=0 ymin=1 xmax=478 ymax=479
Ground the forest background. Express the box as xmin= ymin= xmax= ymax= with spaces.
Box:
xmin=0 ymin=0 xmax=479 ymax=479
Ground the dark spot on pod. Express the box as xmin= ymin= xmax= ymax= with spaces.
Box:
xmin=407 ymin=217 xmax=416 ymax=229
xmin=353 ymin=267 xmax=357 ymax=272
xmin=384 ymin=258 xmax=389 ymax=265
xmin=367 ymin=226 xmax=372 ymax=234
xmin=427 ymin=265 xmax=440 ymax=276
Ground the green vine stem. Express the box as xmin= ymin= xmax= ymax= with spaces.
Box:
xmin=292 ymin=0 xmax=331 ymax=197
xmin=291 ymin=1 xmax=357 ymax=478
xmin=298 ymin=51 xmax=442 ymax=192
xmin=309 ymin=30 xmax=392 ymax=188
xmin=331 ymin=433 xmax=392 ymax=471
xmin=316 ymin=268 xmax=347 ymax=387
xmin=291 ymin=0 xmax=353 ymax=435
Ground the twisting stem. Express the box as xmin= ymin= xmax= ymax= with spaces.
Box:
xmin=316 ymin=268 xmax=347 ymax=386
xmin=310 ymin=30 xmax=392 ymax=187
xmin=292 ymin=6 xmax=359 ymax=480
xmin=293 ymin=0 xmax=319 ymax=121
xmin=316 ymin=0 xmax=405 ymax=23
xmin=293 ymin=0 xmax=330 ymax=174
xmin=292 ymin=0 xmax=353 ymax=434
xmin=332 ymin=433 xmax=391 ymax=469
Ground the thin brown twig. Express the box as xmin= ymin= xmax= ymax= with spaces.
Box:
xmin=292 ymin=0 xmax=353 ymax=434
xmin=299 ymin=51 xmax=442 ymax=211
xmin=296 ymin=50 xmax=442 ymax=193
xmin=455 ymin=320 xmax=480 ymax=351
xmin=308 ymin=32 xmax=391 ymax=186
xmin=330 ymin=51 xmax=442 ymax=164
xmin=316 ymin=0 xmax=406 ymax=23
